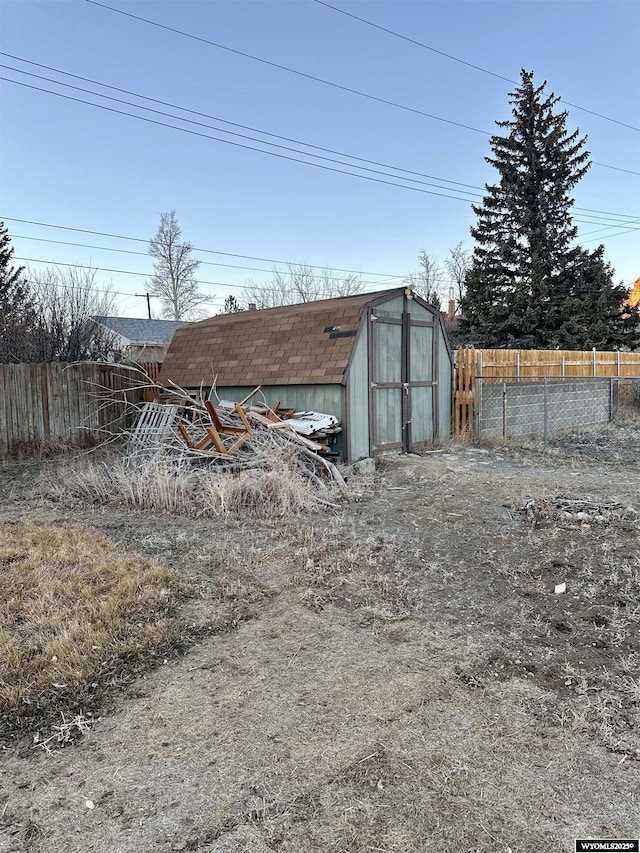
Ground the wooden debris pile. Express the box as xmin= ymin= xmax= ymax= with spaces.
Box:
xmin=125 ymin=383 xmax=346 ymax=492
xmin=518 ymin=496 xmax=638 ymax=529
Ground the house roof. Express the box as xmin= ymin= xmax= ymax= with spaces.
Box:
xmin=160 ymin=289 xmax=405 ymax=388
xmin=94 ymin=317 xmax=185 ymax=345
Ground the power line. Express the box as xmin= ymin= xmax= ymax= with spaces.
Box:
xmin=581 ymin=228 xmax=640 ymax=243
xmin=1 ymin=216 xmax=409 ymax=279
xmin=84 ymin=0 xmax=490 ymax=136
xmin=13 ymin=256 xmax=359 ymax=291
xmin=82 ymin=1 xmax=640 ymax=175
xmin=9 ymin=234 xmax=406 ymax=284
xmin=572 ymin=213 xmax=640 ymax=228
xmin=577 ymin=219 xmax=640 ymax=239
xmin=592 ymin=161 xmax=640 ymax=177
xmin=573 ymin=207 xmax=640 ymax=222
xmin=0 ymin=64 xmax=484 ymax=199
xmin=313 ymin=0 xmax=640 ymax=134
xmin=4 ymin=57 xmax=639 ymax=205
xmin=14 ymin=256 xmax=229 ymax=293
xmin=1 ymin=75 xmax=484 ymax=206
xmin=14 ymin=256 xmax=408 ymax=296
xmin=6 ymin=218 xmax=640 ymax=289
xmin=4 ymin=63 xmax=638 ymax=217
xmin=11 ymin=265 xmax=224 ymax=306
xmin=6 ymin=75 xmax=639 ymax=227
xmin=0 ymin=52 xmax=488 ymax=194
xmin=574 ymin=219 xmax=640 ymax=230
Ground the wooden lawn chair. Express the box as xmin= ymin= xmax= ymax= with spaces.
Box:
xmin=204 ymin=400 xmax=253 ymax=453
xmin=178 ymin=401 xmax=253 ymax=455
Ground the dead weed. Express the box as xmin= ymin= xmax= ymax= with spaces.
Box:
xmin=39 ymin=451 xmax=343 ymax=519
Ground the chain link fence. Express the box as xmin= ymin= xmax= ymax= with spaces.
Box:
xmin=476 ymin=376 xmax=640 ymax=447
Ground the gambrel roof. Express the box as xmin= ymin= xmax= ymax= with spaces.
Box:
xmin=160 ymin=289 xmax=409 ymax=387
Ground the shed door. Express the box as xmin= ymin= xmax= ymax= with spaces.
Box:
xmin=406 ymin=317 xmax=438 ymax=448
xmin=370 ymin=310 xmax=438 ymax=453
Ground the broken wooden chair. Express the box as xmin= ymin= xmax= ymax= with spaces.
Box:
xmin=177 ymin=401 xmax=253 ymax=455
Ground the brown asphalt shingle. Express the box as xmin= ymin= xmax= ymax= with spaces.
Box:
xmin=160 ymin=289 xmax=401 ymax=388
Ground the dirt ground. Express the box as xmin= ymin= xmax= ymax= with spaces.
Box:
xmin=1 ymin=431 xmax=639 ymax=852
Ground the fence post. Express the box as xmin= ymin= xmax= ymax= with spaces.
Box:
xmin=561 ymin=356 xmax=565 ymax=378
xmin=617 ymin=350 xmax=620 ymax=378
xmin=502 ymin=382 xmax=507 ymax=439
xmin=516 ymin=350 xmax=520 ymax=380
xmin=593 ymin=347 xmax=597 ymax=377
xmin=543 ymin=377 xmax=549 ymax=450
xmin=475 ymin=350 xmax=483 ymax=439
xmin=610 ymin=377 xmax=614 ymax=421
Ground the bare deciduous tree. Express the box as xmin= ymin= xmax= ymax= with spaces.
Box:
xmin=445 ymin=241 xmax=471 ymax=308
xmin=28 ymin=265 xmax=119 ymax=362
xmin=243 ymin=263 xmax=362 ymax=309
xmin=405 ymin=251 xmax=444 ymax=309
xmin=148 ymin=211 xmax=208 ymax=320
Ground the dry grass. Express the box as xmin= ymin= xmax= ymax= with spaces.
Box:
xmin=2 ymin=445 xmax=640 ymax=851
xmin=290 ymin=532 xmax=417 ymax=618
xmin=39 ymin=449 xmax=340 ymax=519
xmin=0 ymin=520 xmax=189 ymax=737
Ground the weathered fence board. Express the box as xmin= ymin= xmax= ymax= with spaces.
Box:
xmin=0 ymin=363 xmax=154 ymax=456
xmin=476 ymin=348 xmax=640 ymax=380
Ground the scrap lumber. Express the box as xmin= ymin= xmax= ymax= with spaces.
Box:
xmin=246 ymin=411 xmax=327 ymax=452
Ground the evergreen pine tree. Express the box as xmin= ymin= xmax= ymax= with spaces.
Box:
xmin=460 ymin=70 xmax=637 ymax=349
xmin=0 ymin=222 xmax=34 ymax=362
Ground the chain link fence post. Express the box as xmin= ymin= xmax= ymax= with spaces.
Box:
xmin=610 ymin=376 xmax=614 ymax=421
xmin=502 ymin=383 xmax=508 ymax=439
xmin=543 ymin=377 xmax=549 ymax=450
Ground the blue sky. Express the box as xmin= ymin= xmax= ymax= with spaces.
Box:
xmin=1 ymin=0 xmax=638 ymax=318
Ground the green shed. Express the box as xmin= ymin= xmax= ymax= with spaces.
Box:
xmin=160 ymin=287 xmax=452 ymax=462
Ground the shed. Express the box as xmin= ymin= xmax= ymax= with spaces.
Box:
xmin=160 ymin=287 xmax=452 ymax=461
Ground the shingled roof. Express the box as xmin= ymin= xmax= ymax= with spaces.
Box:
xmin=94 ymin=317 xmax=185 ymax=345
xmin=160 ymin=289 xmax=402 ymax=388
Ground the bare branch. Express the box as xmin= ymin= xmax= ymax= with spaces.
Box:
xmin=243 ymin=263 xmax=362 ymax=309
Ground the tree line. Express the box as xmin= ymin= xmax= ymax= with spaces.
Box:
xmin=0 ymin=225 xmax=118 ymax=363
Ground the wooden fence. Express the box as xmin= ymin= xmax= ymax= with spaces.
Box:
xmin=0 ymin=362 xmax=158 ymax=456
xmin=475 ymin=348 xmax=640 ymax=380
xmin=453 ymin=347 xmax=640 ymax=436
xmin=454 ymin=346 xmax=475 ymax=435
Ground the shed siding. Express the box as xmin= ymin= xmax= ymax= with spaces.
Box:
xmin=409 ymin=324 xmax=433 ymax=381
xmin=374 ymin=295 xmax=404 ymax=318
xmin=410 ymin=386 xmax=433 ymax=444
xmin=407 ymin=299 xmax=433 ymax=321
xmin=209 ymin=384 xmax=342 ymax=418
xmin=347 ymin=325 xmax=370 ymax=461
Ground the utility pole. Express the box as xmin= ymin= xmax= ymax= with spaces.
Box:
xmin=135 ymin=292 xmax=154 ymax=319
